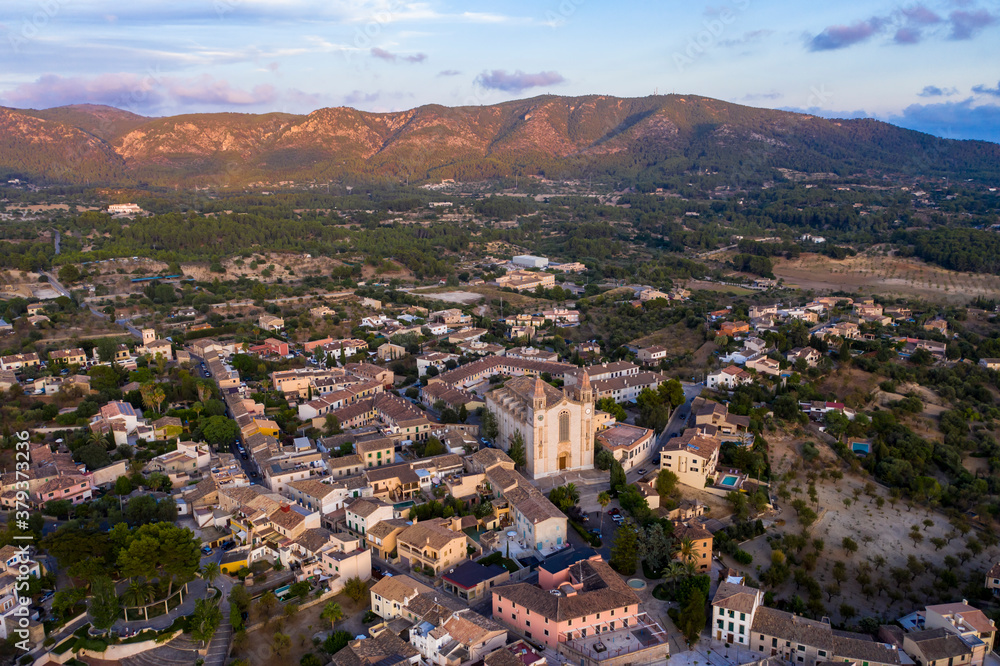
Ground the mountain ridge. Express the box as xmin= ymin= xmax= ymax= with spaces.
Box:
xmin=1 ymin=94 xmax=998 ymax=186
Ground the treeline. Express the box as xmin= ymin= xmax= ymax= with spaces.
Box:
xmin=896 ymin=228 xmax=1000 ymax=275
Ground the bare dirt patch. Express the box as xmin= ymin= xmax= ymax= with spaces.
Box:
xmin=410 ymin=290 xmax=484 ymax=304
xmin=739 ymin=427 xmax=997 ymax=623
xmin=774 ymin=250 xmax=1000 ymax=304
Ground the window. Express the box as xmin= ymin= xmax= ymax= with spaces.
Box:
xmin=526 ymin=620 xmax=530 ymax=627
xmin=559 ymin=411 xmax=570 ymax=442
xmin=740 ymin=613 xmax=746 ymax=621
xmin=729 ymin=622 xmax=734 ymax=632
xmin=819 ymin=651 xmax=827 ymax=658
xmin=718 ymin=620 xmax=724 ymax=629
xmin=544 ymin=630 xmax=549 ymax=636
xmin=728 ymin=610 xmax=734 ymax=618
xmin=797 ymin=645 xmax=805 ymax=652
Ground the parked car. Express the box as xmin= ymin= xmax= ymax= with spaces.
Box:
xmin=201 ymin=546 xmax=213 ymax=555
xmin=636 ymin=468 xmax=647 ymax=476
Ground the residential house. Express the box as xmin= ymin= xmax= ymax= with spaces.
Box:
xmin=595 ymin=424 xmax=655 ymax=472
xmin=345 ymin=496 xmax=395 ymax=537
xmin=420 ymin=382 xmax=484 ymax=414
xmin=49 ymin=348 xmax=87 ymax=365
xmin=258 ymin=314 xmax=284 ymax=331
xmin=357 ymin=438 xmax=395 ymax=468
xmin=33 ymin=475 xmax=92 ymax=506
xmin=720 ymin=321 xmax=751 ymax=337
xmin=491 ymin=556 xmax=658 ymax=654
xmin=750 ymin=605 xmax=901 ymax=666
xmin=417 ymin=352 xmax=459 ymax=377
xmin=672 ymin=521 xmax=713 ymax=572
xmin=690 ymin=397 xmax=751 ymax=440
xmin=924 ymin=318 xmax=948 ymax=334
xmin=712 ymin=579 xmax=764 ymax=645
xmin=707 ymin=366 xmax=753 ymax=390
xmin=409 ymin=609 xmax=508 ymax=666
xmin=330 ymin=630 xmax=420 ymax=666
xmin=448 ymin=328 xmax=488 ymax=344
xmin=286 ymin=479 xmax=341 ymax=514
xmin=922 ymin=602 xmax=995 ymax=652
xmin=637 ymin=345 xmax=668 ymax=364
xmin=397 ymin=518 xmax=469 ymax=576
xmin=745 ymin=356 xmax=783 ymax=377
xmin=370 ymin=574 xmax=434 ymax=620
xmin=378 ymin=343 xmax=407 ymax=361
xmin=0 ymin=353 xmax=39 ymax=372
xmin=590 ymin=371 xmax=666 ymax=403
xmin=366 ymin=518 xmax=411 ymax=560
xmin=787 ymin=347 xmax=821 ymax=368
xmin=660 ymin=429 xmax=721 ymax=489
xmin=979 ymin=359 xmax=1000 ymax=371
xmin=441 ymin=560 xmax=510 ymax=602
xmin=902 ymin=628 xmax=986 ymax=666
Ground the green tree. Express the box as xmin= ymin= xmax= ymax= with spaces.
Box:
xmin=202 ymin=415 xmax=240 ymax=447
xmin=610 ymin=523 xmax=639 ymax=575
xmin=596 ymin=397 xmax=627 ymax=422
xmin=679 ymin=588 xmax=707 ymax=645
xmin=272 ymin=631 xmax=291 ymax=656
xmin=189 ymin=598 xmax=222 ymax=647
xmin=655 ymin=469 xmax=679 ymax=499
xmin=58 ymin=264 xmax=81 ymax=284
xmin=201 ymin=562 xmax=221 ymax=585
xmin=610 ymin=459 xmax=627 ymax=494
xmin=89 ymin=575 xmax=121 ymax=631
xmin=481 ymin=409 xmax=499 ymax=442
xmin=597 ymin=491 xmax=611 ymax=532
xmin=507 ymin=431 xmax=527 ymax=469
xmin=343 ymin=576 xmax=368 ymax=604
xmin=96 ymin=337 xmax=119 ymax=364
xmin=321 ymin=601 xmax=344 ymax=630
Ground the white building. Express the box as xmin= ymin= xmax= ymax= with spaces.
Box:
xmin=512 ymin=255 xmax=549 ymax=269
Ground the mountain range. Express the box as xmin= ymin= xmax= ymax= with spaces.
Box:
xmin=2 ymin=95 xmax=998 ymax=187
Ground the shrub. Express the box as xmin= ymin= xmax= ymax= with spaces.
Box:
xmin=733 ymin=549 xmax=753 ymax=565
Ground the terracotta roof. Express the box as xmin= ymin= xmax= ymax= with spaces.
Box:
xmin=330 ymin=629 xmax=419 ymax=666
xmin=287 ymin=478 xmax=339 ymax=500
xmin=397 ymin=519 xmax=464 ymax=551
xmin=367 ymin=518 xmax=410 ymax=540
xmin=712 ymin=581 xmax=759 ymax=613
xmin=751 ymin=607 xmax=900 ymax=665
xmin=370 ymin=574 xmax=432 ymax=604
xmin=493 ymin=558 xmax=638 ymax=622
xmin=905 ymin=628 xmax=974 ymax=661
xmin=346 ymin=496 xmax=391 ymax=519
xmin=925 ymin=602 xmax=995 ymax=634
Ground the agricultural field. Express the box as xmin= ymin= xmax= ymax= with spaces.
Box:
xmin=773 ymin=250 xmax=1000 ymax=303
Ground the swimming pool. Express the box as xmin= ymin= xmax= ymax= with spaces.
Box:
xmin=851 ymin=442 xmax=870 ymax=455
xmin=720 ymin=474 xmax=739 ymax=487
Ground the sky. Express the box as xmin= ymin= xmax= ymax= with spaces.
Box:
xmin=1 ymin=0 xmax=999 ymax=142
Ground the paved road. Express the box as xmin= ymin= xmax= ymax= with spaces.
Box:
xmin=40 ymin=271 xmax=74 ymax=301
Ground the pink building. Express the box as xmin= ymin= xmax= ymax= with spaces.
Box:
xmin=491 ymin=555 xmax=641 ymax=650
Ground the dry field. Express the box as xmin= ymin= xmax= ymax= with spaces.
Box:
xmin=735 ymin=429 xmax=998 ymax=624
xmin=774 ymin=251 xmax=1000 ymax=303
xmin=409 ymin=289 xmax=484 ymax=304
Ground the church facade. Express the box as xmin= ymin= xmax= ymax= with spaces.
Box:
xmin=486 ymin=374 xmax=595 ymax=479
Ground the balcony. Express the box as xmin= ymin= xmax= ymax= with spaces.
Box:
xmin=560 ymin=613 xmax=669 ymax=664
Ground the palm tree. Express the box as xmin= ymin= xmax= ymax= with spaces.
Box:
xmin=88 ymin=430 xmax=109 ymax=447
xmin=677 ymin=538 xmax=696 ymax=565
xmin=597 ymin=492 xmax=610 ymax=531
xmin=321 ymin=601 xmax=344 ymax=630
xmin=565 ymin=483 xmax=580 ymax=507
xmin=201 ymin=562 xmax=221 ymax=586
xmin=663 ymin=561 xmax=686 ymax=593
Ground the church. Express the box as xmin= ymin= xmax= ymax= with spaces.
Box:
xmin=485 ymin=373 xmax=596 ymax=479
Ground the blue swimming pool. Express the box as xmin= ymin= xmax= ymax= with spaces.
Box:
xmin=720 ymin=475 xmax=739 ymax=487
xmin=851 ymin=442 xmax=870 ymax=455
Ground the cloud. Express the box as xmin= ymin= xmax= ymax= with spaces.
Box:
xmin=370 ymin=47 xmax=427 ymax=63
xmin=718 ymin=29 xmax=774 ymax=48
xmin=949 ymin=9 xmax=997 ymax=39
xmin=808 ymin=19 xmax=884 ymax=51
xmin=893 ymin=27 xmax=922 ymax=44
xmin=808 ymin=4 xmax=994 ymax=51
xmin=919 ymin=85 xmax=959 ymax=97
xmin=437 ymin=70 xmax=462 ymax=77
xmin=889 ymin=98 xmax=1000 ymax=143
xmin=901 ymin=5 xmax=942 ymax=25
xmin=475 ymin=69 xmax=565 ymax=92
xmin=743 ymin=91 xmax=783 ymax=102
xmin=343 ymin=90 xmax=381 ymax=105
xmin=0 ymin=72 xmax=318 ymax=113
xmin=972 ymin=81 xmax=1000 ymax=97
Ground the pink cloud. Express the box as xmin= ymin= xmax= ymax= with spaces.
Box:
xmin=475 ymin=69 xmax=566 ymax=92
xmin=0 ymin=73 xmax=320 ymax=113
xmin=370 ymin=47 xmax=427 ymax=63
